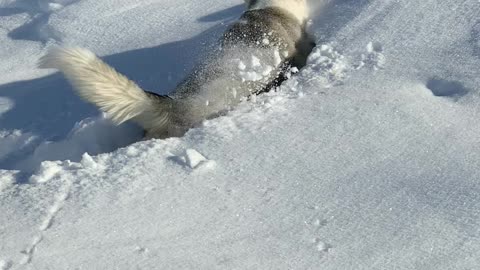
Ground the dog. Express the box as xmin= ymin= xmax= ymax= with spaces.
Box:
xmin=39 ymin=0 xmax=314 ymax=138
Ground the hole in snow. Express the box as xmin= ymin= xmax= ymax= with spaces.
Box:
xmin=367 ymin=41 xmax=383 ymax=53
xmin=426 ymin=78 xmax=469 ymax=100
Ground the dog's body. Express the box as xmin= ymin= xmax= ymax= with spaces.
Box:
xmin=39 ymin=0 xmax=313 ymax=138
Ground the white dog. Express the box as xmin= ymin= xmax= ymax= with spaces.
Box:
xmin=39 ymin=0 xmax=313 ymax=138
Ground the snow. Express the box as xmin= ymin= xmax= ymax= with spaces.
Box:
xmin=1 ymin=0 xmax=480 ymax=269
xmin=182 ymin=149 xmax=214 ymax=170
xmin=232 ymin=50 xmax=282 ymax=82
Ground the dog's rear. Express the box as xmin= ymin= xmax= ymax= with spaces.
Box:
xmin=39 ymin=47 xmax=175 ymax=137
xmin=39 ymin=0 xmax=312 ymax=138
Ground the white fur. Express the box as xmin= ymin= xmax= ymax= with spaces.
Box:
xmin=245 ymin=0 xmax=308 ymax=22
xmin=38 ymin=47 xmax=165 ymax=126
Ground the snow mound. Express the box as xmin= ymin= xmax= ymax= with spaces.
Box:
xmin=17 ymin=115 xmax=142 ymax=173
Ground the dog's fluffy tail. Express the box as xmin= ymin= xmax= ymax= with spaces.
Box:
xmin=38 ymin=47 xmax=171 ymax=131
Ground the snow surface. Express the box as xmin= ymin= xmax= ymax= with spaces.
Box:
xmin=1 ymin=0 xmax=480 ymax=269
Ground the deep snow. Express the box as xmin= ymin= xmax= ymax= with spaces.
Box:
xmin=1 ymin=0 xmax=480 ymax=269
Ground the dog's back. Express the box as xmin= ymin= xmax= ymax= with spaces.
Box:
xmin=169 ymin=4 xmax=313 ymax=133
